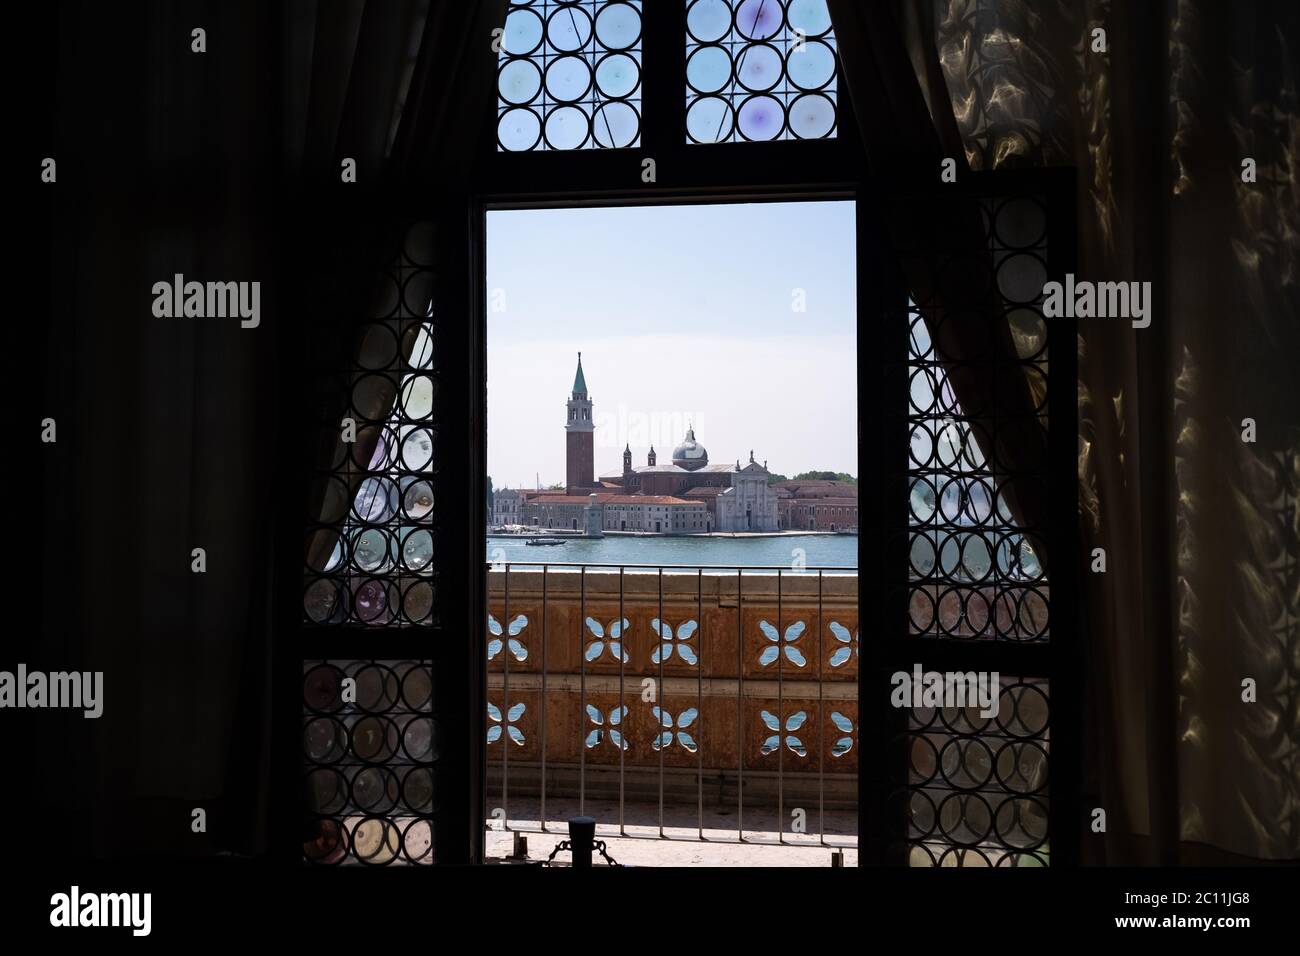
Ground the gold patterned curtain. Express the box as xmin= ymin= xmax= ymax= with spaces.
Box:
xmin=928 ymin=0 xmax=1299 ymax=862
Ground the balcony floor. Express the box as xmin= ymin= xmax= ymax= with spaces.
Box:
xmin=485 ymin=796 xmax=857 ymax=867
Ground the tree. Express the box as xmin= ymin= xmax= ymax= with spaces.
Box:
xmin=791 ymin=470 xmax=857 ymax=485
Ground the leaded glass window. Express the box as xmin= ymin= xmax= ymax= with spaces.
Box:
xmin=497 ymin=0 xmax=644 ymax=151
xmin=685 ymin=0 xmax=838 ymax=143
xmin=302 ymin=660 xmax=438 ymax=866
xmin=303 ymin=316 xmax=438 ymax=627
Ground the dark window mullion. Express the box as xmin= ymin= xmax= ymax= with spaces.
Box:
xmin=640 ymin=0 xmax=685 ymax=157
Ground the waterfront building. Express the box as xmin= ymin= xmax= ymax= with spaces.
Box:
xmin=514 ymin=355 xmax=781 ymax=533
xmin=491 ymin=487 xmax=524 ymax=526
xmin=775 ymin=479 xmax=859 ymax=531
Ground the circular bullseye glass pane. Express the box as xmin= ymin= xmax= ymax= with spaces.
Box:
xmin=787 ymin=40 xmax=835 ymax=90
xmin=736 ymin=0 xmax=782 ymax=39
xmin=545 ymin=55 xmax=592 ymax=103
xmin=595 ymin=2 xmax=641 ymax=50
xmin=502 ymin=9 xmax=544 ymax=55
xmin=544 ymin=105 xmax=589 ymax=149
xmin=686 ymin=44 xmax=731 ymax=94
xmin=788 ymin=0 xmax=833 ymax=36
xmin=354 ymin=579 xmax=389 ymax=622
xmin=910 ymin=535 xmax=937 ymax=576
xmin=737 ymin=94 xmax=783 ymax=140
xmin=401 ymin=374 xmax=434 ymax=419
xmin=403 ymin=581 xmax=434 ymax=623
xmin=353 ymin=529 xmax=391 ymax=572
xmin=687 ymin=0 xmax=731 ymax=42
xmin=498 ymin=108 xmax=541 ymax=151
xmin=736 ymin=43 xmax=782 ymax=92
xmin=592 ymin=101 xmax=639 ymax=147
xmin=962 ymin=534 xmax=993 ymax=581
xmin=304 ymin=578 xmax=342 ymax=624
xmin=686 ymin=96 xmax=733 ymax=143
xmin=402 ymin=528 xmax=434 ymax=571
xmin=353 ymin=477 xmax=397 ymax=523
xmin=997 ymin=253 xmax=1047 ymax=304
xmin=402 ymin=478 xmax=434 ymax=519
xmin=498 ymin=59 xmax=542 ymax=105
xmin=596 ymin=52 xmax=639 ymax=98
xmin=788 ymin=92 xmax=836 ymax=138
xmin=546 ymin=5 xmax=592 ymax=51
xmin=400 ymin=428 xmax=434 ymax=470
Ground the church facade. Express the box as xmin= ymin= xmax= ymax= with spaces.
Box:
xmin=517 ymin=354 xmax=780 ymax=533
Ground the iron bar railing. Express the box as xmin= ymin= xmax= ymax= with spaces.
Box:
xmin=486 ymin=561 xmax=859 ymax=850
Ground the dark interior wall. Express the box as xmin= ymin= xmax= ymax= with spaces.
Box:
xmin=21 ymin=0 xmax=287 ymax=860
xmin=14 ymin=0 xmax=499 ymax=865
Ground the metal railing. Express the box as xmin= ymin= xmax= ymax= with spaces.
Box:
xmin=486 ymin=562 xmax=859 ymax=848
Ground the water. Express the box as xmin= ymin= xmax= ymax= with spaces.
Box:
xmin=486 ymin=533 xmax=858 ymax=570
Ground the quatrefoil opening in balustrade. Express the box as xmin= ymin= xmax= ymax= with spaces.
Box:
xmin=760 ymin=709 xmax=807 ymax=757
xmin=584 ymin=616 xmax=630 ymax=663
xmin=650 ymin=617 xmax=699 ymax=665
xmin=830 ymin=711 xmax=854 ymax=757
xmin=828 ymin=621 xmax=858 ymax=667
xmin=585 ymin=704 xmax=628 ymax=750
xmin=487 ymin=702 xmax=526 ymax=746
xmin=487 ymin=613 xmax=529 ymax=662
xmin=758 ymin=619 xmax=806 ymax=667
xmin=651 ymin=706 xmax=699 ymax=752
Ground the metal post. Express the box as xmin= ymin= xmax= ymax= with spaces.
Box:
xmin=569 ymin=816 xmax=595 ymax=868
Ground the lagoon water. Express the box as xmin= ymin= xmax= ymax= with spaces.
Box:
xmin=487 ymin=533 xmax=858 ymax=571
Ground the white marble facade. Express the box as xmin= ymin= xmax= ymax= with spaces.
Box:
xmin=715 ymin=457 xmax=779 ymax=532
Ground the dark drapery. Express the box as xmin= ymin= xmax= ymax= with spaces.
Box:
xmin=836 ymin=0 xmax=1300 ymax=863
xmin=829 ymin=0 xmax=1054 ymax=570
xmin=27 ymin=0 xmax=503 ymax=861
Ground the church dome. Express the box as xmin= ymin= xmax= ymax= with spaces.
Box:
xmin=672 ymin=427 xmax=708 ymax=470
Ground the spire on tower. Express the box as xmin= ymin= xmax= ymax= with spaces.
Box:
xmin=572 ymin=352 xmax=588 ymax=397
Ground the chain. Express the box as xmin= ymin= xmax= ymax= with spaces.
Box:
xmin=541 ymin=839 xmax=621 ymax=867
xmin=593 ymin=840 xmax=619 ymax=866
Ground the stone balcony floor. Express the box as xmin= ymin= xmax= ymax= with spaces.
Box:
xmin=485 ymin=796 xmax=858 ymax=867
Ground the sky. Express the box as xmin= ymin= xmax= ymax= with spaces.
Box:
xmin=486 ymin=201 xmax=857 ymax=489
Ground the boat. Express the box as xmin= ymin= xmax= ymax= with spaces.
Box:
xmin=525 ymin=537 xmax=566 ymax=547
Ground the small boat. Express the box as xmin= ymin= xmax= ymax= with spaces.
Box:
xmin=525 ymin=537 xmax=566 ymax=547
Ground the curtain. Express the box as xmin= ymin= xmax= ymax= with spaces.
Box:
xmin=840 ymin=0 xmax=1300 ymax=863
xmin=294 ymin=0 xmax=506 ymax=567
xmin=830 ymin=0 xmax=1054 ymax=571
xmin=30 ymin=0 xmax=504 ymax=861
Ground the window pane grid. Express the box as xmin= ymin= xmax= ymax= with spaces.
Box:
xmin=497 ymin=0 xmax=644 ymax=151
xmin=685 ymin=0 xmax=838 ymax=144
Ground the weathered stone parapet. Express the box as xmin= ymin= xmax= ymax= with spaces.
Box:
xmin=486 ymin=569 xmax=859 ymax=778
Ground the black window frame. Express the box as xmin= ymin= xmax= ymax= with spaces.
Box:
xmin=432 ymin=2 xmax=1079 ymax=867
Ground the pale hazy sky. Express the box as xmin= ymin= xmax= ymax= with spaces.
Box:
xmin=486 ymin=201 xmax=856 ymax=489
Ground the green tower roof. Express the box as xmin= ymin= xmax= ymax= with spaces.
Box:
xmin=572 ymin=352 xmax=587 ymax=396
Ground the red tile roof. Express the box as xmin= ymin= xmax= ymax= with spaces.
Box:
xmin=682 ymin=486 xmax=725 ymax=497
xmin=606 ymin=495 xmax=702 ymax=506
xmin=526 ymin=493 xmax=619 ymax=505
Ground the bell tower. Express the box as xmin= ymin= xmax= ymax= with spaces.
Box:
xmin=565 ymin=352 xmax=594 ymax=490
